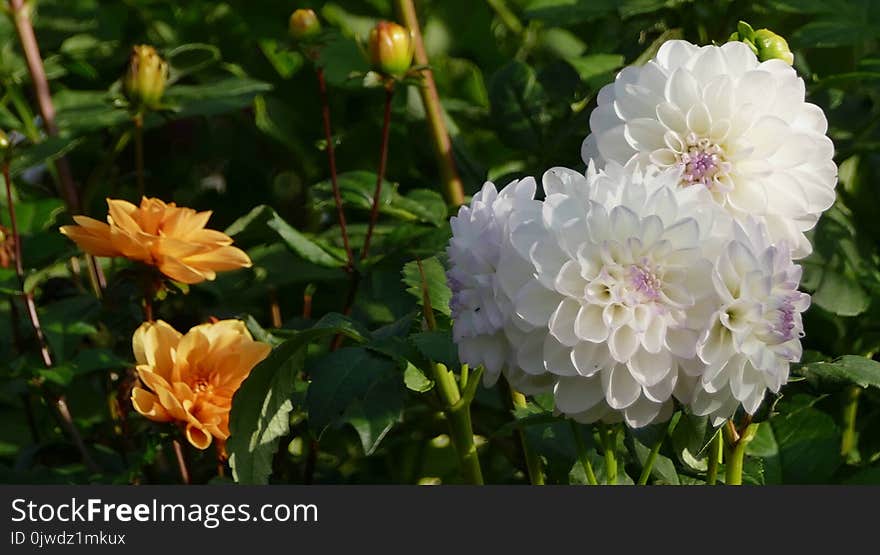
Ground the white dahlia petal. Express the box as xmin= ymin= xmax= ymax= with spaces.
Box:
xmin=690 ymin=217 xmax=809 ymax=419
xmin=502 ymin=163 xmax=726 ymax=427
xmin=584 ymin=39 xmax=837 ymax=258
xmin=447 ymin=177 xmax=541 ymax=387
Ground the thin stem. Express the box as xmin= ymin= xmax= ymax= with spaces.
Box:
xmin=4 ymin=160 xmax=99 ymax=473
xmin=172 ymin=438 xmax=191 ymax=484
xmin=393 ymin=0 xmax=465 ymax=207
xmin=637 ymin=415 xmax=679 ymax=485
xmin=486 ymin=0 xmax=525 ymax=35
xmin=133 ymin=114 xmax=145 ymax=198
xmin=724 ymin=421 xmax=759 ymax=486
xmin=431 ymin=362 xmax=483 ymax=484
xmin=316 ymin=67 xmax=354 ymax=268
xmin=599 ymin=423 xmax=618 ymax=485
xmin=8 ymin=0 xmax=106 ymax=294
xmin=569 ymin=420 xmax=598 ymax=486
xmin=505 ymin=381 xmax=544 ymax=485
xmin=707 ymin=429 xmax=722 ymax=485
xmin=841 ymin=386 xmax=861 ymax=457
xmin=361 ymin=87 xmax=394 ymax=261
xmin=269 ymin=286 xmax=283 ymax=327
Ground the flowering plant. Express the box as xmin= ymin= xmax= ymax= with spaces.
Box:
xmin=1 ymin=0 xmax=878 ymax=488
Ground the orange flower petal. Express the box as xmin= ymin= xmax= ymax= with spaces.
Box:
xmin=59 ymin=218 xmax=119 ymax=257
xmin=130 ymin=387 xmax=172 ymax=422
xmin=156 ymin=256 xmax=210 ymax=284
xmin=132 ymin=320 xmax=181 ymax=375
xmin=184 ymin=245 xmax=252 ymax=272
xmin=185 ymin=423 xmax=213 ymax=450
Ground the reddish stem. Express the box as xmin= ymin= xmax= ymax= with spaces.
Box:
xmin=8 ymin=0 xmax=106 ymax=293
xmin=4 ymin=161 xmax=99 ymax=472
xmin=172 ymin=438 xmax=191 ymax=484
xmin=316 ymin=68 xmax=354 ymax=269
xmin=360 ymin=87 xmax=394 ymax=261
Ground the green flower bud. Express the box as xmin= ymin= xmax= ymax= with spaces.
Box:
xmin=123 ymin=45 xmax=169 ymax=112
xmin=289 ymin=9 xmax=322 ymax=41
xmin=753 ymin=28 xmax=794 ymax=65
xmin=0 ymin=130 xmax=9 ymax=151
xmin=367 ymin=21 xmax=414 ymax=78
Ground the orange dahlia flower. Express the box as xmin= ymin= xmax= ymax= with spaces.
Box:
xmin=130 ymin=319 xmax=271 ymax=449
xmin=60 ymin=197 xmax=251 ymax=284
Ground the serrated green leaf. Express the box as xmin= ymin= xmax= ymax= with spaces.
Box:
xmin=401 ymin=257 xmax=452 ymax=316
xmin=798 ymin=356 xmax=880 ymax=389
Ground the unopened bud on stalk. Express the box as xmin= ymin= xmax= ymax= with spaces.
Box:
xmin=123 ymin=45 xmax=169 ymax=112
xmin=0 ymin=130 xmax=9 ymax=151
xmin=753 ymin=29 xmax=794 ymax=65
xmin=368 ymin=21 xmax=414 ymax=78
xmin=729 ymin=21 xmax=794 ymax=65
xmin=289 ymin=9 xmax=322 ymax=41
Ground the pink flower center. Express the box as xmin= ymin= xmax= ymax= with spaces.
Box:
xmin=628 ymin=263 xmax=661 ymax=302
xmin=679 ymin=136 xmax=731 ymax=190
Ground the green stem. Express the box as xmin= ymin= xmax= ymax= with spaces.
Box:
xmin=724 ymin=421 xmax=759 ymax=486
xmin=569 ymin=420 xmax=598 ymax=485
xmin=485 ymin=0 xmax=524 ymax=35
xmin=637 ymin=415 xmax=679 ymax=485
xmin=431 ymin=363 xmax=483 ymax=484
xmin=599 ymin=423 xmax=618 ymax=485
xmin=508 ymin=384 xmax=544 ymax=485
xmin=841 ymin=386 xmax=861 ymax=457
xmin=393 ymin=0 xmax=465 ymax=207
xmin=706 ymin=430 xmax=723 ymax=485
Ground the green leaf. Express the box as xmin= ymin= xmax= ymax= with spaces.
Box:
xmin=768 ymin=396 xmax=841 ymax=483
xmin=410 ymin=331 xmax=460 ymax=369
xmin=228 ymin=313 xmax=368 ymax=484
xmin=9 ymin=137 xmax=86 ymax=178
xmin=403 ymin=362 xmax=434 ymax=393
xmin=164 ymin=77 xmax=272 ymax=119
xmin=225 ymin=205 xmax=346 ymax=267
xmin=798 ymin=356 xmax=880 ymax=389
xmin=401 ymin=257 xmax=452 ymax=316
xmin=306 ymin=346 xmax=395 ymax=432
xmin=567 ymin=54 xmax=625 ymax=82
xmin=488 ymin=60 xmax=552 ymax=153
xmin=266 ymin=211 xmax=346 ymax=268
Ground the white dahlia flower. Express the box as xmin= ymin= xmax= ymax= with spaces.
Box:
xmin=681 ymin=218 xmax=809 ymax=423
xmin=506 ymin=162 xmax=728 ymax=427
xmin=582 ymin=39 xmax=837 ymax=257
xmin=447 ymin=177 xmax=541 ymax=388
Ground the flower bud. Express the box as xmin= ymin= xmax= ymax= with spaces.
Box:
xmin=123 ymin=45 xmax=169 ymax=112
xmin=289 ymin=9 xmax=322 ymax=41
xmin=368 ymin=21 xmax=413 ymax=78
xmin=753 ymin=29 xmax=794 ymax=65
xmin=0 ymin=130 xmax=9 ymax=151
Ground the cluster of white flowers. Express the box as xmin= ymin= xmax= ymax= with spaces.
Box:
xmin=447 ymin=40 xmax=836 ymax=427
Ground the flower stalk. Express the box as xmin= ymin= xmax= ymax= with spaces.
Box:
xmin=133 ymin=115 xmax=145 ymax=197
xmin=840 ymin=386 xmax=861 ymax=457
xmin=418 ymin=259 xmax=483 ymax=484
xmin=637 ymin=413 xmax=679 ymax=485
xmin=3 ymin=152 xmax=99 ymax=473
xmin=8 ymin=0 xmax=106 ymax=294
xmin=570 ymin=421 xmax=598 ymax=485
xmin=706 ymin=429 xmax=723 ymax=485
xmin=393 ymin=0 xmax=465 ymax=207
xmin=360 ymin=86 xmax=394 ymax=260
xmin=723 ymin=420 xmax=759 ymax=486
xmin=172 ymin=438 xmax=191 ymax=484
xmin=505 ymin=381 xmax=545 ymax=485
xmin=599 ymin=423 xmax=618 ymax=484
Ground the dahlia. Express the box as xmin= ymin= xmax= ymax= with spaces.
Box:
xmin=681 ymin=217 xmax=809 ymax=423
xmin=447 ymin=177 xmax=541 ymax=387
xmin=582 ymin=39 xmax=836 ymax=257
xmin=130 ymin=319 xmax=271 ymax=449
xmin=60 ymin=197 xmax=252 ymax=284
xmin=506 ymin=163 xmax=728 ymax=427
